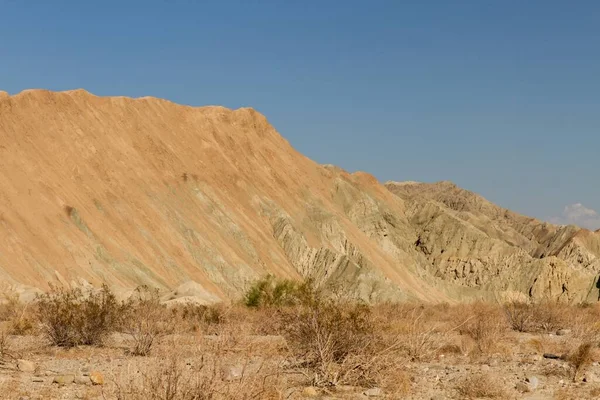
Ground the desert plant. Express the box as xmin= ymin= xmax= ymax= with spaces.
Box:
xmin=243 ymin=275 xmax=302 ymax=308
xmin=530 ymin=301 xmax=567 ymax=333
xmin=503 ymin=301 xmax=534 ymax=332
xmin=456 ymin=373 xmax=507 ymax=399
xmin=568 ymin=342 xmax=594 ymax=382
xmin=0 ymin=291 xmax=35 ymax=335
xmin=174 ymin=303 xmax=230 ymax=334
xmin=123 ymin=286 xmax=173 ymax=356
xmin=113 ymin=354 xmax=283 ymax=400
xmin=279 ymin=295 xmax=376 ymax=387
xmin=459 ymin=303 xmax=507 ymax=355
xmin=36 ymin=284 xmax=124 ymax=347
xmin=0 ymin=330 xmax=15 ymax=361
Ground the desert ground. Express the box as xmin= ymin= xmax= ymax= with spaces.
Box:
xmin=2 ymin=280 xmax=600 ymax=400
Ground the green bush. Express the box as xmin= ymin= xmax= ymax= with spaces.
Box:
xmin=244 ymin=275 xmax=304 ymax=308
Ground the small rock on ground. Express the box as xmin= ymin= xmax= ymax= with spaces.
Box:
xmin=543 ymin=353 xmax=560 ymax=359
xmin=526 ymin=376 xmax=539 ymax=390
xmin=90 ymin=371 xmax=104 ymax=385
xmin=17 ymin=359 xmax=36 ymax=372
xmin=302 ymin=387 xmax=319 ymax=397
xmin=53 ymin=375 xmax=75 ymax=385
xmin=516 ymin=382 xmax=531 ymax=393
xmin=74 ymin=375 xmax=90 ymax=385
xmin=220 ymin=365 xmax=243 ymax=381
xmin=363 ymin=387 xmax=383 ymax=397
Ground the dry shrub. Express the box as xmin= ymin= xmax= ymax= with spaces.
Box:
xmin=402 ymin=308 xmax=440 ymax=361
xmin=503 ymin=301 xmax=534 ymax=332
xmin=280 ymin=297 xmax=372 ymax=386
xmin=123 ymin=286 xmax=174 ymax=356
xmin=568 ymin=304 xmax=600 ymax=342
xmin=455 ymin=373 xmax=507 ymax=399
xmin=567 ymin=342 xmax=594 ymax=382
xmin=399 ymin=307 xmax=461 ymax=361
xmin=438 ymin=343 xmax=463 ymax=356
xmin=173 ymin=303 xmax=230 ymax=334
xmin=459 ymin=303 xmax=507 ymax=355
xmin=279 ymin=295 xmax=408 ymax=394
xmin=529 ymin=301 xmax=567 ymax=333
xmin=0 ymin=330 xmax=16 ymax=361
xmin=503 ymin=301 xmax=575 ymax=334
xmin=0 ymin=292 xmax=35 ymax=335
xmin=113 ymin=354 xmax=284 ymax=400
xmin=36 ymin=284 xmax=124 ymax=347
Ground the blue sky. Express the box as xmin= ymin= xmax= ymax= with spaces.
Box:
xmin=1 ymin=1 xmax=599 ymax=228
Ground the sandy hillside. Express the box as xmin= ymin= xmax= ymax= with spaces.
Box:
xmin=0 ymin=89 xmax=598 ymax=303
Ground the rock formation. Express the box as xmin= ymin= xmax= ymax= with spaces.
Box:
xmin=0 ymin=89 xmax=597 ymax=303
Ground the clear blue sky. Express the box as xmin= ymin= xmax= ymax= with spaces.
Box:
xmin=1 ymin=1 xmax=599 ymax=228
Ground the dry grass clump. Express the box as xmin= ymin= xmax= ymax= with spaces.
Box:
xmin=0 ymin=291 xmax=35 ymax=335
xmin=458 ymin=303 xmax=508 ymax=355
xmin=123 ymin=286 xmax=175 ymax=356
xmin=0 ymin=330 xmax=17 ymax=362
xmin=502 ymin=301 xmax=586 ymax=334
xmin=567 ymin=342 xmax=594 ymax=382
xmin=503 ymin=301 xmax=535 ymax=332
xmin=113 ymin=354 xmax=284 ymax=400
xmin=455 ymin=373 xmax=507 ymax=399
xmin=173 ymin=303 xmax=230 ymax=334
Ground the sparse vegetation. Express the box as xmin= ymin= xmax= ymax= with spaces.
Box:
xmin=35 ymin=284 xmax=124 ymax=347
xmin=459 ymin=302 xmax=507 ymax=355
xmin=4 ymin=279 xmax=600 ymax=397
xmin=123 ymin=286 xmax=174 ymax=356
xmin=456 ymin=373 xmax=507 ymax=399
xmin=568 ymin=342 xmax=594 ymax=382
xmin=0 ymin=291 xmax=34 ymax=335
xmin=243 ymin=274 xmax=303 ymax=308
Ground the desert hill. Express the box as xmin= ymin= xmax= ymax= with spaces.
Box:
xmin=0 ymin=89 xmax=598 ymax=303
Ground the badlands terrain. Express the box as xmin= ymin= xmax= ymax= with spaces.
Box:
xmin=0 ymin=89 xmax=598 ymax=303
xmin=1 ymin=89 xmax=600 ymax=399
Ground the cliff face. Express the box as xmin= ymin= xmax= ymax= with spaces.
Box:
xmin=0 ymin=90 xmax=598 ymax=303
xmin=386 ymin=181 xmax=600 ymax=302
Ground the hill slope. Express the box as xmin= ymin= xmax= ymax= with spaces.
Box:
xmin=0 ymin=89 xmax=598 ymax=303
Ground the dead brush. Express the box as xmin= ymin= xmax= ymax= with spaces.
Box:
xmin=172 ymin=303 xmax=231 ymax=334
xmin=112 ymin=353 xmax=285 ymax=400
xmin=503 ymin=301 xmax=534 ymax=332
xmin=278 ymin=296 xmax=410 ymax=394
xmin=567 ymin=342 xmax=594 ymax=382
xmin=0 ymin=291 xmax=35 ymax=335
xmin=459 ymin=303 xmax=508 ymax=355
xmin=279 ymin=298 xmax=373 ymax=387
xmin=35 ymin=284 xmax=124 ymax=347
xmin=0 ymin=330 xmax=16 ymax=362
xmin=529 ymin=301 xmax=568 ymax=333
xmin=123 ymin=286 xmax=174 ymax=356
xmin=455 ymin=373 xmax=507 ymax=399
xmin=400 ymin=307 xmax=473 ymax=361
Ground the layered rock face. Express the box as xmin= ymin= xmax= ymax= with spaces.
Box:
xmin=0 ymin=90 xmax=598 ymax=303
xmin=386 ymin=181 xmax=600 ymax=302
